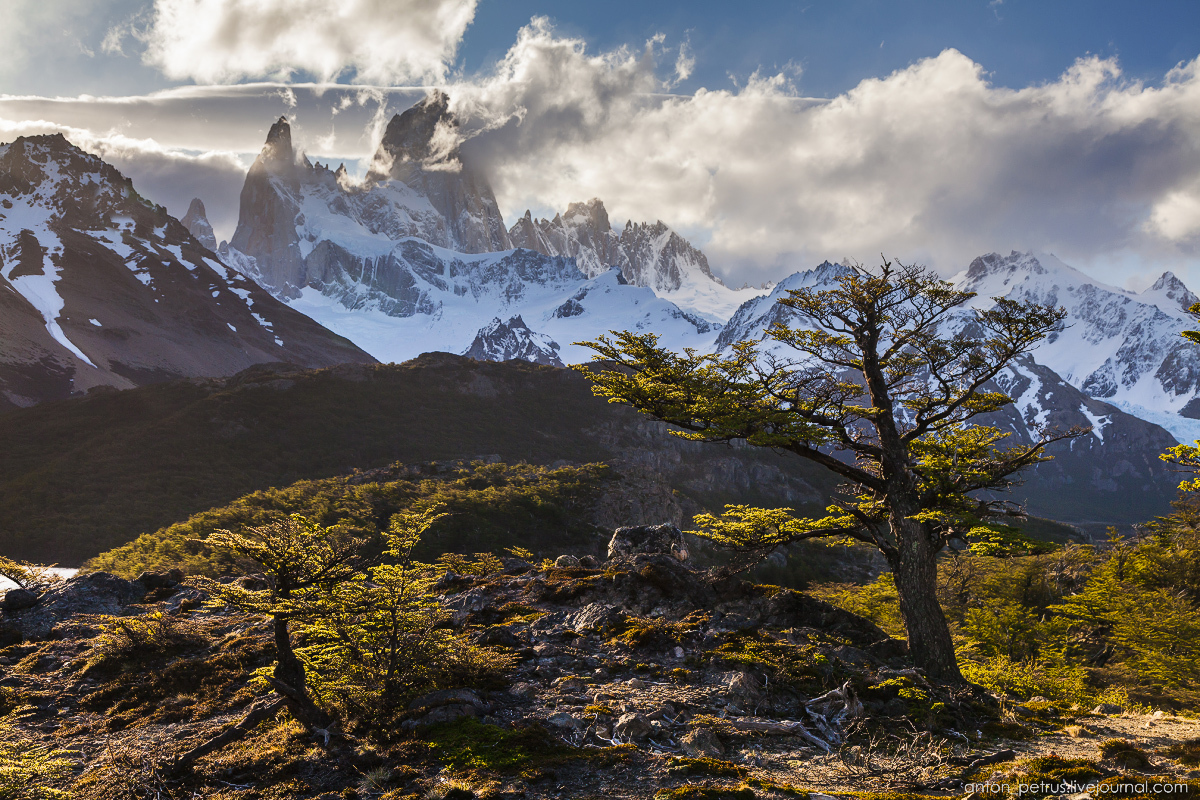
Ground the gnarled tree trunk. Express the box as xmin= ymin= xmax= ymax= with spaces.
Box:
xmin=890 ymin=516 xmax=962 ymax=683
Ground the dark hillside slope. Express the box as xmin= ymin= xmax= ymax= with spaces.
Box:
xmin=0 ymin=355 xmax=835 ymax=564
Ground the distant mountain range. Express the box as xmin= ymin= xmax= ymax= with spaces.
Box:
xmin=3 ymin=90 xmax=1200 ymax=530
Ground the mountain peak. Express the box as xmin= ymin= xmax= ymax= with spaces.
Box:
xmin=252 ymin=116 xmax=297 ymax=182
xmin=181 ymin=198 xmax=217 ymax=252
xmin=964 ymin=251 xmax=1045 ymax=281
xmin=377 ymin=90 xmax=458 ymax=170
xmin=1142 ymin=270 xmax=1199 ymax=313
xmin=563 ymin=198 xmax=611 ymax=232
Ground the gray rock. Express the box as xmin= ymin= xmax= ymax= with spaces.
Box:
xmin=444 ymin=587 xmax=489 ymax=626
xmin=725 ymin=671 xmax=763 ymax=705
xmin=680 ymin=726 xmax=724 ymax=757
xmin=607 ymin=523 xmax=687 ymax=561
xmin=569 ymin=603 xmax=626 ymax=635
xmin=554 ymin=554 xmax=580 ymax=568
xmin=474 ymin=626 xmax=520 ymax=648
xmin=2 ymin=588 xmax=39 ymax=611
xmin=509 ymin=682 xmax=539 ymax=700
xmin=1092 ymin=703 xmax=1123 ymax=715
xmin=408 ymin=688 xmax=487 ymax=713
xmin=613 ymin=712 xmax=653 ymax=741
xmin=548 ymin=712 xmax=584 ymax=730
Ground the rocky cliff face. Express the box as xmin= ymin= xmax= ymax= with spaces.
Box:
xmin=226 ymin=94 xmax=512 ymax=299
xmin=507 ymin=198 xmax=754 ymax=320
xmin=0 ymin=134 xmax=373 ymax=409
xmin=369 ymin=91 xmax=512 ymax=254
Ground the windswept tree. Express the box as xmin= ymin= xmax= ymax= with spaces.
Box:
xmin=579 ymin=259 xmax=1077 ymax=682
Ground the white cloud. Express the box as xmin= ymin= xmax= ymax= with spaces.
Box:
xmin=0 ymin=116 xmax=247 ymax=239
xmin=142 ymin=0 xmax=478 ymax=84
xmin=4 ymin=17 xmax=1200 ymax=288
xmin=446 ymin=21 xmax=1200 ymax=283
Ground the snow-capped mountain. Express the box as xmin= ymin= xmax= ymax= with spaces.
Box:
xmin=0 ymin=133 xmax=373 ymax=409
xmin=952 ymin=251 xmax=1200 ymax=442
xmin=508 ymin=198 xmax=760 ymax=321
xmin=225 ymin=93 xmax=511 ymax=298
xmin=713 ymin=259 xmax=1182 ymax=526
xmin=223 ymin=102 xmax=723 ymax=365
xmin=463 ymin=315 xmax=563 ymax=367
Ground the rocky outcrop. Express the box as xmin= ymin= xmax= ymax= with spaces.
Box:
xmin=369 ymin=91 xmax=511 ymax=254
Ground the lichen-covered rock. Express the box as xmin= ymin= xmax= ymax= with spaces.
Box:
xmin=2 ymin=571 xmax=145 ymax=640
xmin=681 ymin=726 xmax=725 ymax=758
xmin=607 ymin=523 xmax=687 ymax=561
xmin=554 ymin=554 xmax=580 ymax=568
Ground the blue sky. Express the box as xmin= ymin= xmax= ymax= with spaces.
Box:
xmin=1 ymin=0 xmax=1199 ymax=286
xmin=468 ymin=0 xmax=1200 ymax=97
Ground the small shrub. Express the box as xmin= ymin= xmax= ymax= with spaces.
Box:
xmin=665 ymin=757 xmax=748 ymax=778
xmin=1161 ymin=737 xmax=1200 ymax=766
xmin=1099 ymin=738 xmax=1151 ymax=770
xmin=0 ymin=713 xmax=75 ymax=799
xmin=87 ymin=612 xmax=206 ymax=669
xmin=436 ymin=552 xmax=503 ymax=578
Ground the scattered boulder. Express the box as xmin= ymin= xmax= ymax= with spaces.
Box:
xmin=613 ymin=712 xmax=653 ymax=741
xmin=474 ymin=626 xmax=520 ymax=648
xmin=2 ymin=587 xmax=40 ymax=612
xmin=554 ymin=554 xmax=580 ymax=568
xmin=569 ymin=602 xmax=626 ymax=635
xmin=681 ymin=726 xmax=725 ymax=758
xmin=402 ymin=688 xmax=490 ymax=730
xmin=136 ymin=569 xmax=184 ymax=591
xmin=1093 ymin=703 xmax=1123 ymax=715
xmin=725 ymin=671 xmax=763 ymax=707
xmin=607 ymin=523 xmax=687 ymax=561
xmin=578 ymin=555 xmax=599 ymax=569
xmin=231 ymin=575 xmax=269 ymax=591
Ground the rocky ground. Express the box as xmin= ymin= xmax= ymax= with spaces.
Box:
xmin=2 ymin=526 xmax=1199 ymax=799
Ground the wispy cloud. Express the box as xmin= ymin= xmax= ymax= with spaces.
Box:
xmin=142 ymin=0 xmax=478 ymax=84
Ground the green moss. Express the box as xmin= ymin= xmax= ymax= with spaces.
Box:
xmin=1017 ymin=755 xmax=1104 ymax=786
xmin=709 ymin=632 xmax=829 ymax=689
xmin=664 ymin=757 xmax=748 ymax=778
xmin=744 ymin=777 xmax=808 ymax=797
xmin=419 ymin=718 xmax=637 ymax=778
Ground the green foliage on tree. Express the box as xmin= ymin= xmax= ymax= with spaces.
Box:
xmin=87 ymin=461 xmax=610 ymax=579
xmin=198 ymin=515 xmax=365 ymax=722
xmin=0 ymin=558 xmax=60 ymax=590
xmin=579 ymin=258 xmax=1073 ymax=682
xmin=291 ymin=508 xmax=513 ymax=736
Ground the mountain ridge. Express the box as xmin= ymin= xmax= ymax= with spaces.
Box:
xmin=0 ymin=133 xmax=373 ymax=409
